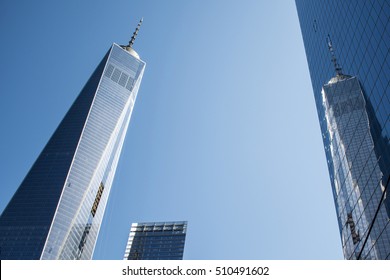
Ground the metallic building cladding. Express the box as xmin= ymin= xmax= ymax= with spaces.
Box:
xmin=0 ymin=43 xmax=145 ymax=260
xmin=123 ymin=221 xmax=187 ymax=260
xmin=296 ymin=0 xmax=390 ymax=259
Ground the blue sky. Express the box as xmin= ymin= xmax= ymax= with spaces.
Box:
xmin=0 ymin=0 xmax=343 ymax=259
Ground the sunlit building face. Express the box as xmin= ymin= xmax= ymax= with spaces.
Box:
xmin=0 ymin=43 xmax=145 ymax=260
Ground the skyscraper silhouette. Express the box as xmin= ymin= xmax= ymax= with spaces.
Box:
xmin=0 ymin=20 xmax=146 ymax=260
xmin=296 ymin=1 xmax=390 ymax=259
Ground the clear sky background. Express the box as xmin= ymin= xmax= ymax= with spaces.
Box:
xmin=0 ymin=0 xmax=343 ymax=259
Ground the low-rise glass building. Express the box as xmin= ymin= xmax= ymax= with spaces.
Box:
xmin=124 ymin=221 xmax=187 ymax=260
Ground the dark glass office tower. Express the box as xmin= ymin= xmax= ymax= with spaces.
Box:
xmin=296 ymin=1 xmax=390 ymax=259
xmin=0 ymin=26 xmax=145 ymax=259
xmin=123 ymin=221 xmax=187 ymax=260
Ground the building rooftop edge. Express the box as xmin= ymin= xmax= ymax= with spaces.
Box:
xmin=327 ymin=73 xmax=354 ymax=84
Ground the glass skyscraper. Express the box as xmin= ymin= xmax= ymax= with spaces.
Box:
xmin=0 ymin=27 xmax=145 ymax=259
xmin=296 ymin=1 xmax=390 ymax=259
xmin=123 ymin=221 xmax=187 ymax=260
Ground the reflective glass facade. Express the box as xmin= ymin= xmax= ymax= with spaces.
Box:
xmin=0 ymin=43 xmax=145 ymax=259
xmin=123 ymin=221 xmax=187 ymax=260
xmin=296 ymin=1 xmax=390 ymax=259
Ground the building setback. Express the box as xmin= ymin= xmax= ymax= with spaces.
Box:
xmin=0 ymin=21 xmax=145 ymax=260
xmin=124 ymin=221 xmax=187 ymax=260
xmin=296 ymin=1 xmax=390 ymax=259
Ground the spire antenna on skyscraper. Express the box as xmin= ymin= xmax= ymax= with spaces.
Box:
xmin=326 ymin=35 xmax=343 ymax=76
xmin=128 ymin=18 xmax=143 ymax=48
xmin=0 ymin=25 xmax=146 ymax=260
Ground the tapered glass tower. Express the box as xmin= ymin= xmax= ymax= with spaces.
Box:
xmin=296 ymin=1 xmax=390 ymax=259
xmin=0 ymin=20 xmax=146 ymax=260
xmin=123 ymin=221 xmax=187 ymax=260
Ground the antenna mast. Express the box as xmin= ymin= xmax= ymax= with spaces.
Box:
xmin=327 ymin=35 xmax=343 ymax=76
xmin=128 ymin=18 xmax=143 ymax=49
